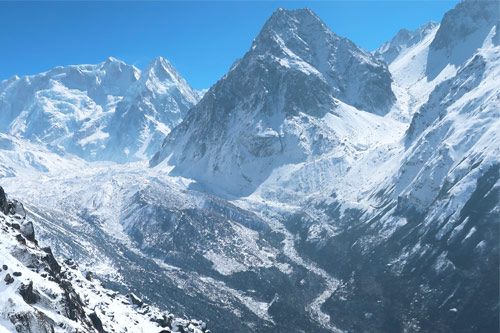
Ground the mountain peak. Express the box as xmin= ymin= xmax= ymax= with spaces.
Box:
xmin=271 ymin=7 xmax=318 ymax=20
xmin=143 ymin=56 xmax=179 ymax=82
xmin=374 ymin=21 xmax=440 ymax=64
xmin=150 ymin=55 xmax=169 ymax=68
xmin=105 ymin=56 xmax=120 ymax=63
xmin=135 ymin=56 xmax=199 ymax=105
xmin=101 ymin=56 xmax=127 ymax=69
xmin=256 ymin=7 xmax=330 ymax=44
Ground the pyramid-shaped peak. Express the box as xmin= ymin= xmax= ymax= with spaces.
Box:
xmin=271 ymin=8 xmax=319 ymax=20
xmin=262 ymin=7 xmax=327 ymax=33
xmin=252 ymin=7 xmax=337 ymax=57
xmin=150 ymin=56 xmax=171 ymax=68
xmin=144 ymin=56 xmax=179 ymax=81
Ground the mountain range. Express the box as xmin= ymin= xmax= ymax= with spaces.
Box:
xmin=0 ymin=0 xmax=498 ymax=332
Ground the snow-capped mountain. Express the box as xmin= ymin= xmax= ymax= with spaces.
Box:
xmin=148 ymin=1 xmax=498 ymax=332
xmin=151 ymin=8 xmax=396 ymax=197
xmin=0 ymin=187 xmax=209 ymax=333
xmin=0 ymin=56 xmax=199 ymax=163
xmin=274 ymin=1 xmax=499 ymax=332
xmin=103 ymin=57 xmax=200 ymax=162
xmin=374 ymin=22 xmax=439 ymax=64
xmin=0 ymin=1 xmax=498 ymax=332
xmin=386 ymin=0 xmax=498 ymax=121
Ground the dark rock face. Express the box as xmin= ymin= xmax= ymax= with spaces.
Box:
xmin=151 ymin=8 xmax=395 ymax=196
xmin=0 ymin=186 xmax=9 ymax=214
xmin=426 ymin=0 xmax=499 ymax=79
xmin=41 ymin=247 xmax=61 ymax=275
xmin=89 ymin=312 xmax=106 ymax=333
xmin=252 ymin=8 xmax=395 ymax=114
xmin=19 ymin=281 xmax=41 ymax=304
xmin=9 ymin=311 xmax=56 ymax=333
xmin=85 ymin=271 xmax=93 ymax=281
xmin=128 ymin=293 xmax=144 ymax=307
xmin=20 ymin=221 xmax=35 ymax=242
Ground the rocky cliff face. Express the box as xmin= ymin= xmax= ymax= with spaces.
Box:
xmin=282 ymin=2 xmax=500 ymax=332
xmin=151 ymin=8 xmax=396 ymax=196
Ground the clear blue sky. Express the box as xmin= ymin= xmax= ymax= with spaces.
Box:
xmin=0 ymin=1 xmax=458 ymax=89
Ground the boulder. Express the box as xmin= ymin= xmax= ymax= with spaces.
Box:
xmin=85 ymin=271 xmax=94 ymax=281
xmin=128 ymin=293 xmax=144 ymax=307
xmin=4 ymin=273 xmax=14 ymax=284
xmin=42 ymin=247 xmax=61 ymax=274
xmin=19 ymin=281 xmax=41 ymax=304
xmin=89 ymin=312 xmax=106 ymax=333
xmin=20 ymin=221 xmax=36 ymax=242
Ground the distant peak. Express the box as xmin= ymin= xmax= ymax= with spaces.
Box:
xmin=104 ymin=56 xmax=124 ymax=64
xmin=102 ymin=56 xmax=128 ymax=69
xmin=421 ymin=21 xmax=438 ymax=30
xmin=146 ymin=56 xmax=175 ymax=77
xmin=140 ymin=56 xmax=190 ymax=90
xmin=150 ymin=56 xmax=171 ymax=69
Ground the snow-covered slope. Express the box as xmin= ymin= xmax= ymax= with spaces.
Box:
xmin=0 ymin=56 xmax=199 ymax=163
xmin=0 ymin=187 xmax=209 ymax=333
xmin=1 ymin=161 xmax=343 ymax=333
xmin=151 ymin=8 xmax=397 ymax=197
xmin=280 ymin=2 xmax=499 ymax=332
xmin=374 ymin=21 xmax=438 ymax=64
xmin=386 ymin=0 xmax=498 ymax=121
xmin=103 ymin=57 xmax=199 ymax=162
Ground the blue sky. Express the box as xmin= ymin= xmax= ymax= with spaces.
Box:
xmin=0 ymin=1 xmax=458 ymax=89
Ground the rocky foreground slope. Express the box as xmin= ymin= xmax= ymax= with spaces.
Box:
xmin=0 ymin=187 xmax=209 ymax=333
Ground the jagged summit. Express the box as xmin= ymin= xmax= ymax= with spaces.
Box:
xmin=0 ymin=56 xmax=199 ymax=163
xmin=102 ymin=56 xmax=125 ymax=66
xmin=374 ymin=21 xmax=439 ymax=64
xmin=256 ymin=7 xmax=328 ymax=38
xmin=144 ymin=56 xmax=179 ymax=81
xmin=251 ymin=7 xmax=394 ymax=114
xmin=140 ymin=56 xmax=199 ymax=104
xmin=150 ymin=7 xmax=397 ymax=196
